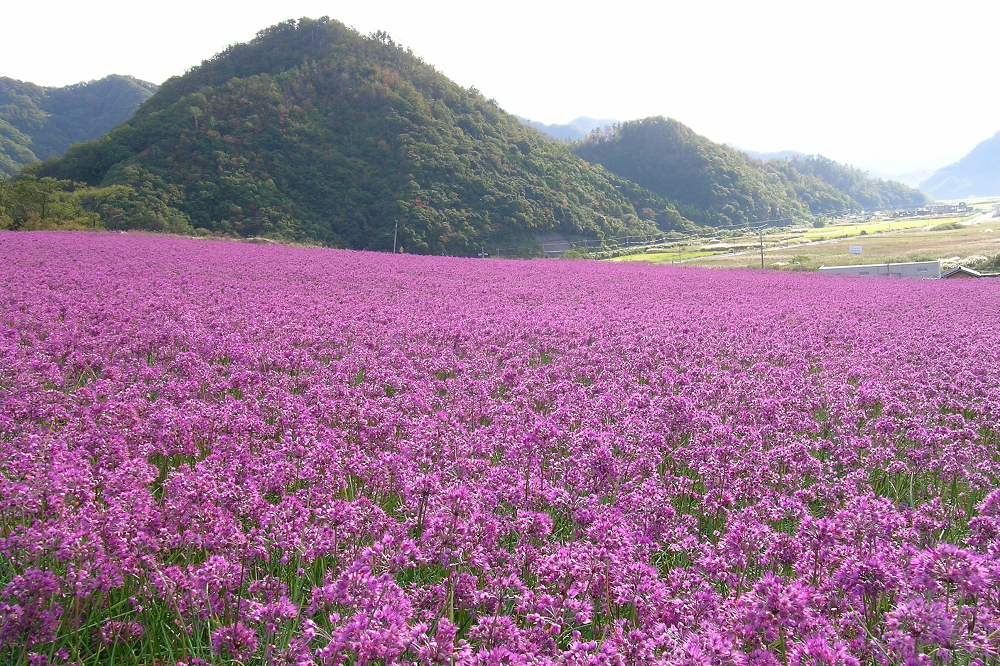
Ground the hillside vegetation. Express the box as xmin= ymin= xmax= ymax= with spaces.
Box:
xmin=29 ymin=18 xmax=690 ymax=253
xmin=0 ymin=75 xmax=155 ymax=175
xmin=572 ymin=117 xmax=928 ymax=227
xmin=921 ymin=131 xmax=1000 ymax=199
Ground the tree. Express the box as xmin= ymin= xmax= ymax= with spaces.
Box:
xmin=0 ymin=174 xmax=101 ymax=229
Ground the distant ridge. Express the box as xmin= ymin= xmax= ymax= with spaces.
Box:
xmin=743 ymin=149 xmax=804 ymax=162
xmin=515 ymin=116 xmax=619 ymax=141
xmin=0 ymin=75 xmax=156 ymax=175
xmin=921 ymin=132 xmax=1000 ymax=199
xmin=569 ymin=117 xmax=620 ymax=134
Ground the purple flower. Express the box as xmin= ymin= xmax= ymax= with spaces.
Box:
xmin=3 ymin=232 xmax=1000 ymax=663
xmin=211 ymin=621 xmax=259 ymax=659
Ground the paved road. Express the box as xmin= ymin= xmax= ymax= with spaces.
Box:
xmin=961 ymin=211 xmax=996 ymax=225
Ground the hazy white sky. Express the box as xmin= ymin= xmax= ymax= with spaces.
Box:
xmin=6 ymin=0 xmax=998 ymax=174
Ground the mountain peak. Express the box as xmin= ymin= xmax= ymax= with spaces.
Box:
xmin=34 ymin=18 xmax=689 ymax=251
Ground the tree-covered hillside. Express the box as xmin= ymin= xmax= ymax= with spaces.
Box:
xmin=921 ymin=131 xmax=1000 ymax=199
xmin=572 ymin=117 xmax=928 ymax=226
xmin=0 ymin=75 xmax=156 ymax=175
xmin=782 ymin=154 xmax=929 ymax=211
xmin=32 ymin=18 xmax=690 ymax=253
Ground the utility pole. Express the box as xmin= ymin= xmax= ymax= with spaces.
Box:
xmin=759 ymin=229 xmax=765 ymax=270
xmin=393 ymin=219 xmax=398 ymax=254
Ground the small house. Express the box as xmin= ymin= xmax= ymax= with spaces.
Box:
xmin=941 ymin=266 xmax=985 ymax=279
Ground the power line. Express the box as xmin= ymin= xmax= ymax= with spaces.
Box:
xmin=481 ymin=208 xmax=864 ymax=258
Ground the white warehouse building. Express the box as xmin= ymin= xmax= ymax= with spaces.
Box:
xmin=818 ymin=261 xmax=941 ymax=279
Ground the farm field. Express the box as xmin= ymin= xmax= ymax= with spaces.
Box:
xmin=607 ymin=249 xmax=717 ymax=263
xmin=798 ymin=216 xmax=958 ymax=242
xmin=610 ymin=216 xmax=987 ymax=267
xmin=3 ymin=232 xmax=1000 ymax=665
xmin=684 ymin=216 xmax=1000 ymax=271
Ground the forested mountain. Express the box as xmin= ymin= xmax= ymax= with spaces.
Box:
xmin=572 ymin=117 xmax=928 ymax=226
xmin=0 ymin=75 xmax=156 ymax=175
xmin=783 ymin=153 xmax=928 ymax=210
xmin=29 ymin=18 xmax=690 ymax=253
xmin=921 ymin=132 xmax=1000 ymax=199
xmin=8 ymin=22 xmax=928 ymax=246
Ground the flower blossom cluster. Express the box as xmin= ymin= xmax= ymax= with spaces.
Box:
xmin=2 ymin=232 xmax=999 ymax=665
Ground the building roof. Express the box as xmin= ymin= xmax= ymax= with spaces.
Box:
xmin=941 ymin=266 xmax=983 ymax=278
xmin=818 ymin=260 xmax=940 ymax=271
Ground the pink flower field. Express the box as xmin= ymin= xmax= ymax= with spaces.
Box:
xmin=2 ymin=231 xmax=1000 ymax=666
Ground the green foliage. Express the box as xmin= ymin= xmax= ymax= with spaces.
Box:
xmin=0 ymin=119 xmax=39 ymax=176
xmin=0 ymin=75 xmax=155 ymax=175
xmin=0 ymin=173 xmax=177 ymax=232
xmin=977 ymin=253 xmax=1000 ymax=272
xmin=36 ymin=18 xmax=695 ymax=254
xmin=571 ymin=117 xmax=928 ymax=227
xmin=0 ymin=175 xmax=96 ymax=229
xmin=930 ymin=220 xmax=964 ymax=231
